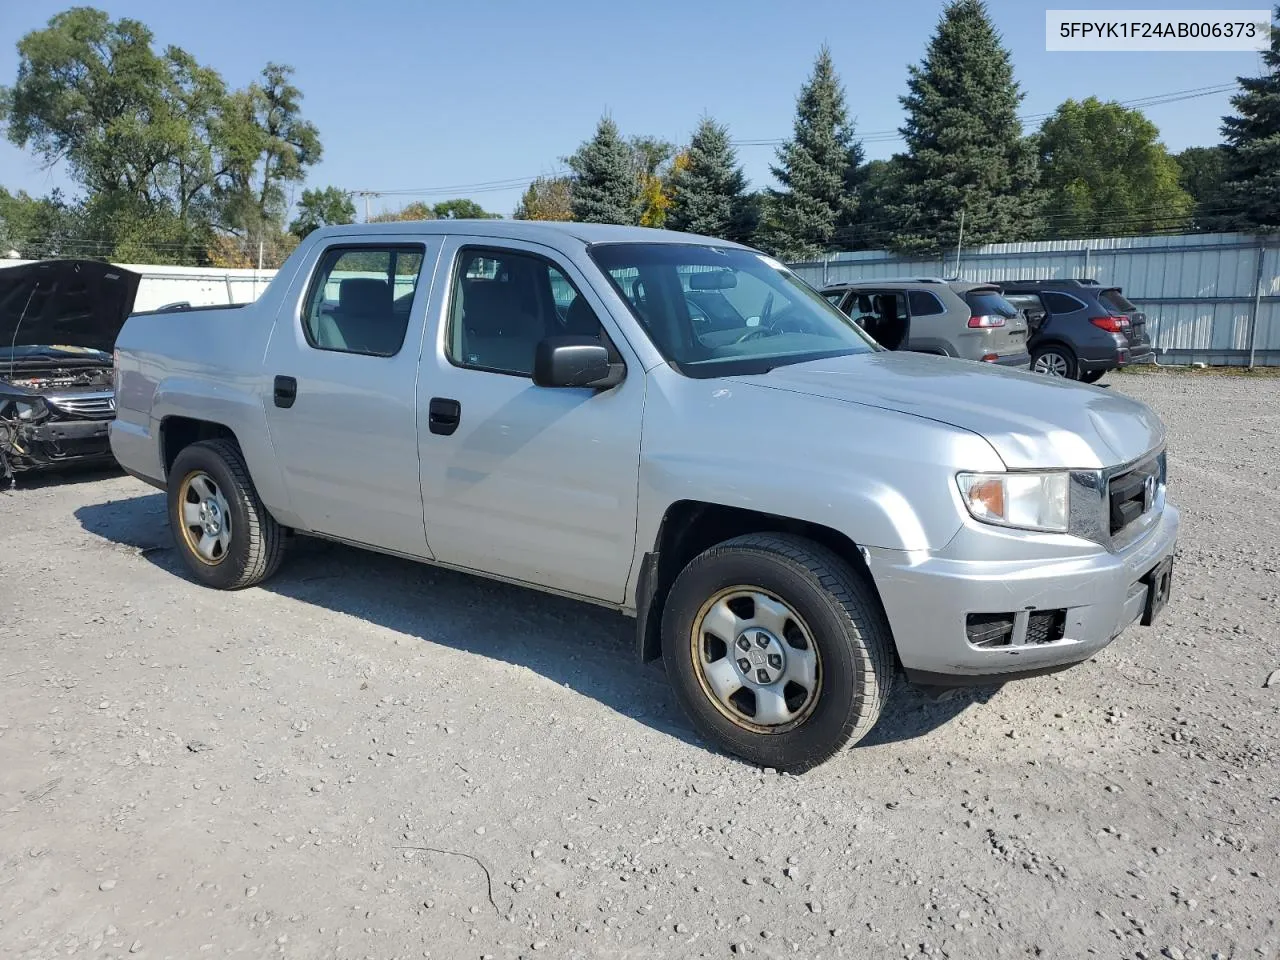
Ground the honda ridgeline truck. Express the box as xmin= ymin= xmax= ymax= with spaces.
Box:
xmin=109 ymin=221 xmax=1180 ymax=771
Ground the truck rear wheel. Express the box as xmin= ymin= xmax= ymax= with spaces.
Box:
xmin=167 ymin=439 xmax=287 ymax=590
xmin=660 ymin=533 xmax=893 ymax=772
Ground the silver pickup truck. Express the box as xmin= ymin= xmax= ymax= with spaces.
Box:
xmin=110 ymin=220 xmax=1180 ymax=771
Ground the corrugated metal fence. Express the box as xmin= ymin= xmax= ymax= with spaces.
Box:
xmin=787 ymin=232 xmax=1280 ymax=367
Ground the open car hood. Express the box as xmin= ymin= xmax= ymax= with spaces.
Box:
xmin=0 ymin=259 xmax=142 ymax=356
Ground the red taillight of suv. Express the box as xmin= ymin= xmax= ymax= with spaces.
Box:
xmin=968 ymin=315 xmax=1006 ymax=328
xmin=1090 ymin=315 xmax=1131 ymax=333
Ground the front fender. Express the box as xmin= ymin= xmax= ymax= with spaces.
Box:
xmin=625 ymin=369 xmax=1005 ymax=608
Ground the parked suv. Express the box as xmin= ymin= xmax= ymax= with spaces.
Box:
xmin=820 ymin=278 xmax=1030 ymax=368
xmin=997 ymin=279 xmax=1154 ymax=382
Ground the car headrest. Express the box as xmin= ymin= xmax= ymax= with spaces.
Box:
xmin=462 ymin=279 xmax=524 ymax=336
xmin=564 ymin=295 xmax=599 ymax=336
xmin=339 ymin=278 xmax=391 ymax=317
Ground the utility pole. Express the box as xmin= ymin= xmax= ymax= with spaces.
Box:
xmin=953 ymin=206 xmax=966 ymax=279
xmin=351 ymin=190 xmax=378 ymax=222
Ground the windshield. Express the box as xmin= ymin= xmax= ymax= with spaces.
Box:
xmin=1100 ymin=288 xmax=1138 ymax=313
xmin=588 ymin=243 xmax=879 ymax=376
xmin=963 ymin=290 xmax=1019 ymax=319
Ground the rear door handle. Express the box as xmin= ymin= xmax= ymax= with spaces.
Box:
xmin=273 ymin=375 xmax=297 ymax=409
xmin=428 ymin=397 xmax=461 ymax=436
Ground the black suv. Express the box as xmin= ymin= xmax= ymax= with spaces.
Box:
xmin=997 ymin=279 xmax=1154 ymax=382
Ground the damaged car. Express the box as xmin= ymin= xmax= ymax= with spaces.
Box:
xmin=0 ymin=259 xmax=140 ymax=483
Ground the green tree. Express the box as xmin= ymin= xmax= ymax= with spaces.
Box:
xmin=215 ymin=63 xmax=321 ymax=236
xmin=762 ymin=46 xmax=862 ymax=261
xmin=369 ymin=201 xmax=435 ymax=222
xmin=887 ymin=0 xmax=1043 ymax=252
xmin=1218 ymin=6 xmax=1280 ymax=230
xmin=430 ymin=198 xmax=499 ymax=219
xmin=0 ymin=187 xmax=84 ymax=258
xmin=0 ymin=8 xmax=323 ymax=263
xmin=1175 ymin=145 xmax=1229 ymax=228
xmin=667 ymin=117 xmax=757 ymax=243
xmin=289 ymin=186 xmax=354 ymax=238
xmin=513 ymin=175 xmax=574 ymax=221
xmin=0 ymin=6 xmax=226 ymax=248
xmin=1038 ymin=97 xmax=1191 ymax=237
xmin=568 ymin=117 xmax=638 ymax=225
xmin=627 ymin=135 xmax=676 ymax=226
xmin=835 ymin=158 xmax=900 ymax=249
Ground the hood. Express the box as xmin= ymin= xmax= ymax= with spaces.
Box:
xmin=0 ymin=259 xmax=142 ymax=356
xmin=732 ymin=351 xmax=1165 ymax=470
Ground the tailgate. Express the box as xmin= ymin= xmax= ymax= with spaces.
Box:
xmin=1100 ymin=288 xmax=1150 ymax=349
xmin=963 ymin=288 xmax=1028 ymax=357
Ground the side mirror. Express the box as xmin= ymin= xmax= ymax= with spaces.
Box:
xmin=533 ymin=336 xmax=625 ymax=390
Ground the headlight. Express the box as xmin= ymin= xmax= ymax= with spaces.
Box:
xmin=957 ymin=471 xmax=1070 ymax=533
xmin=13 ymin=398 xmax=46 ymax=421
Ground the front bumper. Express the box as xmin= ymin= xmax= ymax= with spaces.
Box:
xmin=865 ymin=502 xmax=1180 ymax=684
xmin=0 ymin=416 xmax=114 ymax=474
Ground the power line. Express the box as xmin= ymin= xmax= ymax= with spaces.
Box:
xmin=732 ymin=82 xmax=1238 ymax=147
xmin=345 ymin=83 xmax=1239 ymax=205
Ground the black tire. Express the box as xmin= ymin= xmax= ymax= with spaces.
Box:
xmin=166 ymin=438 xmax=287 ymax=589
xmin=1031 ymin=344 xmax=1078 ymax=380
xmin=1079 ymin=369 xmax=1106 ymax=384
xmin=660 ymin=533 xmax=893 ymax=772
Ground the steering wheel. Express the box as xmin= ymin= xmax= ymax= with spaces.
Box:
xmin=734 ymin=293 xmax=777 ymax=343
xmin=735 ymin=326 xmax=774 ymax=343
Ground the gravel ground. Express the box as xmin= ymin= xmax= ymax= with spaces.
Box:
xmin=1 ymin=370 xmax=1277 ymax=960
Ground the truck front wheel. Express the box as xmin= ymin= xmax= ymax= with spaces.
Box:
xmin=661 ymin=533 xmax=893 ymax=772
xmin=167 ymin=439 xmax=287 ymax=590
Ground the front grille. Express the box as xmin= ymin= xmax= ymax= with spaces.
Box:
xmin=47 ymin=393 xmax=116 ymax=419
xmin=1026 ymin=610 xmax=1067 ymax=645
xmin=1108 ymin=458 xmax=1161 ymax=536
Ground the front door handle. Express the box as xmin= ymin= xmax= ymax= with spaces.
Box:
xmin=428 ymin=397 xmax=461 ymax=436
xmin=273 ymin=375 xmax=297 ymax=409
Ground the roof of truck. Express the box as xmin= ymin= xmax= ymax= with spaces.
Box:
xmin=309 ymin=219 xmax=750 ymax=249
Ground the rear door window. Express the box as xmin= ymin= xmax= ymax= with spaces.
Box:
xmin=302 ymin=245 xmax=426 ymax=356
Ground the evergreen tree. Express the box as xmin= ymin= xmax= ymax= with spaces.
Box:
xmin=1218 ymin=6 xmax=1280 ymax=230
xmin=1174 ymin=146 xmax=1229 ymax=229
xmin=887 ymin=0 xmax=1042 ymax=252
xmin=763 ymin=46 xmax=861 ymax=260
xmin=568 ymin=117 xmax=638 ymax=225
xmin=667 ymin=117 xmax=757 ymax=242
xmin=837 ymin=158 xmax=900 ymax=249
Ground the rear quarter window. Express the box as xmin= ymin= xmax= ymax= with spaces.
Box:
xmin=1040 ymin=292 xmax=1088 ymax=314
xmin=907 ymin=290 xmax=946 ymax=316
